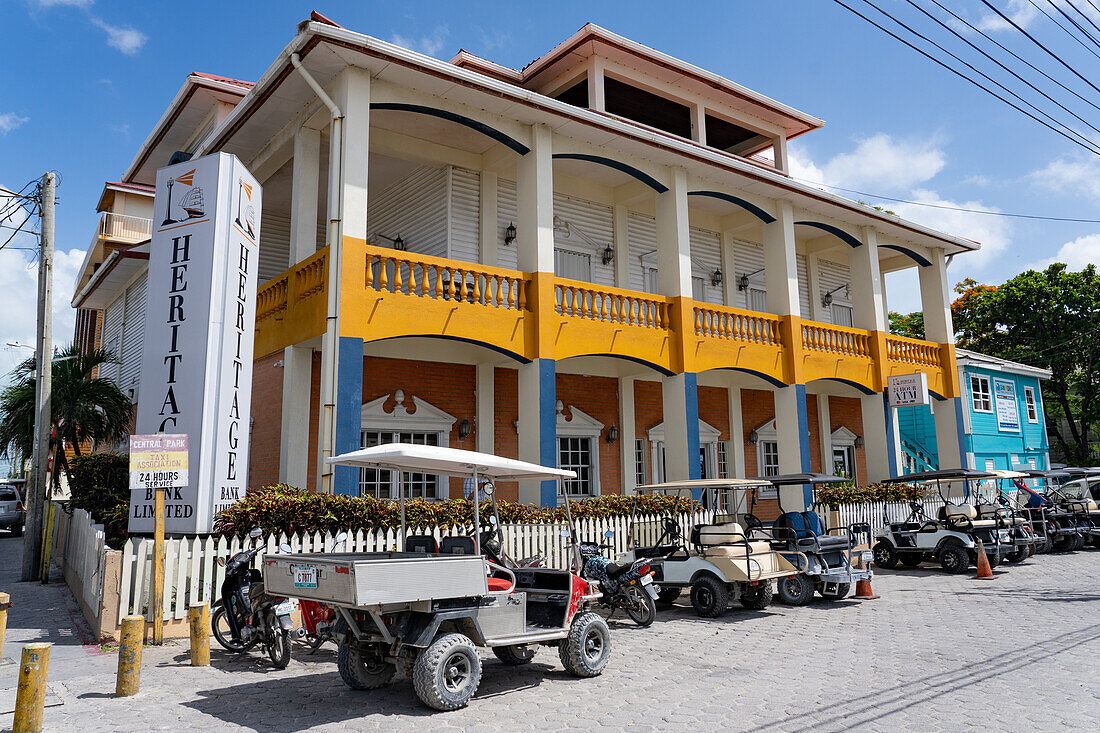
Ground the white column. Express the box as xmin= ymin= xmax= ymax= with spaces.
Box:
xmin=807 ymin=254 xmax=825 ymax=322
xmin=290 ymin=126 xmax=320 ymax=264
xmin=934 ymin=399 xmax=965 ymax=469
xmin=773 ymin=135 xmax=789 ymax=173
xmin=662 ymin=375 xmax=697 ymax=482
xmin=619 ymin=376 xmax=636 ymax=494
xmin=479 ymin=171 xmax=498 ymax=266
xmin=919 ymin=247 xmax=953 ymax=343
xmin=721 ymin=230 xmax=737 ymax=307
xmin=516 ymin=124 xmax=555 ymax=272
xmin=817 ymin=394 xmax=832 ymax=473
xmin=587 ymin=57 xmax=606 ymax=112
xmin=476 ymin=364 xmax=494 ymax=454
xmin=336 ymin=67 xmax=371 ymax=241
xmin=862 ymin=394 xmax=900 ymax=482
xmin=728 ymin=386 xmax=746 ymax=477
xmin=613 ymin=204 xmax=630 ymax=289
xmin=691 ymin=103 xmax=707 ymax=145
xmin=851 ymin=227 xmax=888 ymax=331
xmin=775 ymin=385 xmax=810 ymax=510
xmin=279 ymin=345 xmax=313 ymax=487
xmin=763 ymin=200 xmax=800 ymax=316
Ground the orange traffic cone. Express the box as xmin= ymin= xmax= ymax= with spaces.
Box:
xmin=974 ymin=540 xmax=995 ymax=580
xmin=853 ymin=556 xmax=879 ymax=600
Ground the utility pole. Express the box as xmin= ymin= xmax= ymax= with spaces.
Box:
xmin=21 ymin=172 xmax=55 ymax=582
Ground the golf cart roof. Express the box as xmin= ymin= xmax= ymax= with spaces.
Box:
xmin=977 ymin=470 xmax=1030 ymax=480
xmin=1060 ymin=467 xmax=1100 ymax=478
xmin=1024 ymin=469 xmax=1070 ymax=479
xmin=760 ymin=473 xmax=849 ymax=486
xmin=326 ymin=444 xmax=577 ymax=480
xmin=637 ymin=478 xmax=773 ymax=493
xmin=881 ymin=468 xmax=995 ymax=484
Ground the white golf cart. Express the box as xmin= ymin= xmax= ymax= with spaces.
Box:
xmin=872 ymin=468 xmax=1015 ymax=574
xmin=619 ymin=480 xmax=800 ymax=617
xmin=263 ymin=444 xmax=610 ymax=711
xmin=969 ymin=469 xmax=1039 ymax=562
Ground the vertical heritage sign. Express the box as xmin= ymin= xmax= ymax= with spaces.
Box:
xmin=130 ymin=153 xmax=261 ymax=533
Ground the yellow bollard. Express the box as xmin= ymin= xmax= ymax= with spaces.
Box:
xmin=188 ymin=602 xmax=210 ymax=666
xmin=13 ymin=642 xmax=51 ymax=733
xmin=0 ymin=592 xmax=11 ymax=660
xmin=116 ymin=615 xmax=144 ymax=697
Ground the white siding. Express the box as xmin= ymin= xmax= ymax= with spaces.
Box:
xmin=628 ymin=212 xmax=657 ymax=292
xmin=818 ymin=257 xmax=852 ymax=325
xmin=496 ymin=179 xmax=518 ymax=271
xmin=730 ymin=239 xmax=766 ymax=310
xmin=258 ymin=210 xmax=291 ymax=284
xmin=553 ymin=194 xmax=614 ymax=286
xmin=101 ymin=294 xmax=125 ymax=386
xmin=689 ymin=227 xmax=723 ymax=305
xmin=448 ymin=167 xmax=480 ymax=264
xmin=366 ymin=165 xmax=447 ymax=258
xmin=120 ymin=278 xmax=146 ymax=400
xmin=797 ymin=254 xmax=810 ymax=319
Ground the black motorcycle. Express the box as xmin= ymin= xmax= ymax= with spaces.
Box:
xmin=211 ymin=528 xmax=296 ymax=668
xmin=579 ymin=531 xmax=659 ymax=627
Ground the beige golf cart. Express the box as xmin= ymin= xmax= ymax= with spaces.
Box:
xmin=619 ymin=479 xmax=800 ymax=616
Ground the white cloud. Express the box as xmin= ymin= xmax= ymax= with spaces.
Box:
xmin=388 ymin=26 xmax=449 ymax=57
xmin=978 ymin=0 xmax=1040 ymax=32
xmin=91 ymin=18 xmax=147 ymax=55
xmin=31 ymin=0 xmax=94 ymax=7
xmin=796 ymin=134 xmax=946 ymax=192
xmin=1028 ymin=232 xmax=1100 ymax=271
xmin=0 ymin=113 xmax=29 ymax=135
xmin=1028 ymin=155 xmax=1100 ymax=202
xmin=885 ymin=188 xmax=1012 ymax=268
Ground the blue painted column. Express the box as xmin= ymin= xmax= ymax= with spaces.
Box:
xmin=518 ymin=358 xmax=558 ymax=507
xmin=883 ymin=393 xmax=900 ymax=479
xmin=661 ymin=372 xmax=702 ymax=496
xmin=334 ymin=336 xmax=364 ymax=495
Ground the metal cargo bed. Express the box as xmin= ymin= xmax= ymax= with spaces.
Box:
xmin=263 ymin=551 xmax=489 ymax=608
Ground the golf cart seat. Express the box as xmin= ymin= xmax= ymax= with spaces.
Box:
xmin=405 ymin=535 xmax=439 ymax=554
xmin=772 ymin=512 xmax=850 ymax=551
xmin=692 ymin=523 xmax=773 ymax=557
xmin=440 ymin=536 xmax=476 ymax=555
xmin=938 ymin=504 xmax=998 ymax=529
xmin=975 ymin=504 xmax=1027 ymax=526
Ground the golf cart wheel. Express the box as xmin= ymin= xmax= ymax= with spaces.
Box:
xmin=820 ymin=583 xmax=850 ymax=601
xmin=872 ymin=541 xmax=899 ymax=569
xmin=776 ymin=573 xmax=815 ymax=606
xmin=656 ymin=587 xmax=681 ymax=606
xmin=492 ymin=644 xmax=536 ymax=666
xmin=623 ymin=585 xmax=657 ymax=627
xmin=338 ymin=643 xmax=396 ymax=690
xmin=1005 ymin=548 xmax=1029 ymax=564
xmin=938 ymin=544 xmax=970 ymax=574
xmin=738 ymin=582 xmax=773 ymax=610
xmin=899 ymin=554 xmax=924 ymax=568
xmin=413 ymin=633 xmax=482 ymax=711
xmin=690 ymin=575 xmax=729 ymax=617
xmin=559 ymin=611 xmax=611 ymax=678
xmin=1034 ymin=535 xmax=1053 ymax=554
xmin=1071 ymin=534 xmax=1086 ymax=551
xmin=986 ymin=551 xmax=1001 ymax=569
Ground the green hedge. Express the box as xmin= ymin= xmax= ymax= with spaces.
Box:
xmin=67 ymin=452 xmax=130 ymax=549
xmin=816 ymin=481 xmax=924 ymax=507
xmin=212 ymin=484 xmax=701 ymax=537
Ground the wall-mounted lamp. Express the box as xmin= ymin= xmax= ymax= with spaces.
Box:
xmin=602 ymin=244 xmax=615 ymax=266
xmin=737 ymin=267 xmax=766 ymax=291
xmin=504 ymin=222 xmax=517 ymax=246
xmin=711 ymin=267 xmax=723 ymax=287
xmin=458 ymin=419 xmax=472 ymax=440
xmin=748 ymin=429 xmax=759 ymax=445
xmin=375 ymin=234 xmax=407 ymax=251
xmin=854 ymin=435 xmax=864 ymax=449
xmin=821 ymin=283 xmax=850 ymax=308
xmin=606 ymin=425 xmax=619 ymax=444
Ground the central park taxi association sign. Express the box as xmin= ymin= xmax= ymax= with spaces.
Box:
xmin=129 ymin=153 xmax=262 ymax=534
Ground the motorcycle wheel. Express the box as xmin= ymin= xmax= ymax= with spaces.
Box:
xmin=623 ymin=585 xmax=656 ymax=627
xmin=266 ymin=619 xmax=292 ymax=669
xmin=211 ymin=604 xmax=247 ymax=652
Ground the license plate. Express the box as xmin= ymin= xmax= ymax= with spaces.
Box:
xmin=644 ymin=584 xmax=659 ymax=600
xmin=640 ymin=574 xmax=653 ymax=585
xmin=274 ymin=599 xmax=297 ymax=615
xmin=292 ymin=566 xmax=317 ymax=588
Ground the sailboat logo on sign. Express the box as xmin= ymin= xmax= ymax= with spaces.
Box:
xmin=160 ymin=168 xmax=205 ymax=226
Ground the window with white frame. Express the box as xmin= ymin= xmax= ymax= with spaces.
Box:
xmin=634 ymin=438 xmax=647 ymax=487
xmin=984 ymin=458 xmax=996 ymax=471
xmin=748 ymin=287 xmax=767 ymax=312
xmin=557 ymin=403 xmax=603 ymax=497
xmin=1024 ymin=386 xmax=1039 ymax=423
xmin=759 ymin=441 xmax=780 ymax=477
xmin=359 ymin=390 xmax=455 ymax=500
xmin=692 ymin=277 xmax=707 ymax=302
xmin=832 ymin=303 xmax=854 ymax=327
xmin=970 ymin=374 xmax=993 ymax=412
xmin=717 ymin=441 xmax=730 ymax=479
xmin=647 ymin=419 xmax=721 ymax=484
xmin=555 ymin=248 xmax=591 ymax=282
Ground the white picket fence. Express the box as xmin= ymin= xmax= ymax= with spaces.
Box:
xmin=834 ymin=498 xmax=960 ymax=543
xmin=59 ymin=506 xmax=108 ymax=613
xmin=117 ymin=509 xmax=713 ymax=624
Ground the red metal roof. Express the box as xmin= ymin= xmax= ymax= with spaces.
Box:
xmin=105 ymin=180 xmax=154 ymax=193
xmin=189 ymin=72 xmax=255 ymax=90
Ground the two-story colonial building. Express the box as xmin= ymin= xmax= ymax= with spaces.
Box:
xmin=71 ymin=14 xmax=979 ymax=512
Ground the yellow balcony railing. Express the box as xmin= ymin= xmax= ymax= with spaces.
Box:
xmin=254 ymin=247 xmax=329 ymax=358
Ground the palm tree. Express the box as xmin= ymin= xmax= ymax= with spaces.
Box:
xmin=0 ymin=343 xmax=133 ymax=491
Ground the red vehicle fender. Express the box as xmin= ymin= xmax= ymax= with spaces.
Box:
xmin=566 ymin=573 xmax=590 ymax=623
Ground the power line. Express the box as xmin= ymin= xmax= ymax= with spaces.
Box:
xmin=907 ymin=0 xmax=1100 ymax=139
xmin=928 ymin=0 xmax=1100 ymax=116
xmin=1037 ymin=0 xmax=1100 ymax=56
xmin=786 ymin=176 xmax=1100 ymax=223
xmin=833 ymin=0 xmax=1100 ymax=156
xmin=981 ymin=0 xmax=1100 ymax=99
xmin=1066 ymin=0 xmax=1100 ymax=42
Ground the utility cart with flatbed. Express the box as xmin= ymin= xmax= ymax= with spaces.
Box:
xmin=263 ymin=444 xmax=610 ymax=711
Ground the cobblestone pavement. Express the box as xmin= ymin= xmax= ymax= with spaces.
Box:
xmin=2 ymin=533 xmax=1099 ymax=731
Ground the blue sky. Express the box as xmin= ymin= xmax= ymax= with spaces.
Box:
xmin=3 ymin=0 xmax=1100 ymax=375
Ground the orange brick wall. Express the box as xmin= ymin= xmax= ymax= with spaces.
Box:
xmin=829 ymin=396 xmax=868 ymax=484
xmin=698 ymin=385 xmax=731 ymax=440
xmin=492 ymin=367 xmax=520 ymax=500
xmin=248 ymin=351 xmax=284 ymax=489
xmin=634 ymin=380 xmax=662 ymax=485
xmin=557 ymin=373 xmax=620 ymax=496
